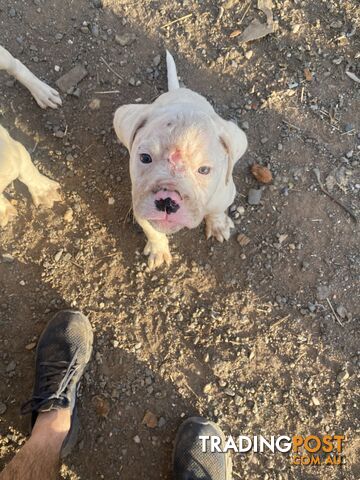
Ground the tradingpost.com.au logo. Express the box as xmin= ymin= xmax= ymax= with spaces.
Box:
xmin=199 ymin=434 xmax=345 ymax=466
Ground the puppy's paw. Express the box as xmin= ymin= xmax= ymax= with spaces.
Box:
xmin=29 ymin=79 xmax=62 ymax=109
xmin=0 ymin=197 xmax=17 ymax=227
xmin=144 ymin=239 xmax=172 ymax=270
xmin=28 ymin=176 xmax=61 ymax=208
xmin=205 ymin=212 xmax=234 ymax=243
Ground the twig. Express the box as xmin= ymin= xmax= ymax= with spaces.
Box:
xmin=326 ymin=298 xmax=344 ymax=327
xmin=239 ymin=1 xmax=251 ymax=26
xmin=313 ymin=168 xmax=358 ymax=223
xmin=95 ymin=90 xmax=121 ymax=94
xmin=270 ymin=314 xmax=290 ymax=331
xmin=100 ymin=57 xmax=123 ymax=81
xmin=282 ymin=119 xmax=301 ymax=131
xmin=216 ymin=6 xmax=224 ymax=23
xmin=161 ymin=13 xmax=193 ymax=29
xmin=31 ymin=140 xmax=39 ymax=154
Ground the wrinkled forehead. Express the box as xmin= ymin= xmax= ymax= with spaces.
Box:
xmin=136 ymin=113 xmax=226 ymax=164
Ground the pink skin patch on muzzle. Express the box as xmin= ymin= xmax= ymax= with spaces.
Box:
xmin=143 ymin=188 xmax=191 ymax=231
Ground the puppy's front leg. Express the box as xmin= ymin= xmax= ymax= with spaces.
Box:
xmin=0 ymin=46 xmax=61 ymax=109
xmin=0 ymin=193 xmax=17 ymax=228
xmin=136 ymin=216 xmax=172 ymax=269
xmin=16 ymin=143 xmax=61 ymax=208
xmin=205 ymin=212 xmax=234 ymax=243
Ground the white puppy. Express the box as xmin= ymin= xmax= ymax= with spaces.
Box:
xmin=114 ymin=51 xmax=248 ymax=269
xmin=0 ymin=46 xmax=62 ymax=227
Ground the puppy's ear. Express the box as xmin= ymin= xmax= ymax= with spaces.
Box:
xmin=113 ymin=104 xmax=151 ymax=150
xmin=218 ymin=119 xmax=248 ymax=185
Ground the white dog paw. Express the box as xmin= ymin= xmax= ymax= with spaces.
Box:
xmin=28 ymin=176 xmax=61 ymax=208
xmin=144 ymin=240 xmax=172 ymax=270
xmin=29 ymin=79 xmax=62 ymax=109
xmin=0 ymin=197 xmax=17 ymax=227
xmin=205 ymin=213 xmax=234 ymax=243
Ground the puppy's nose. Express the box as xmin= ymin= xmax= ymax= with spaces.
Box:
xmin=155 ymin=197 xmax=180 ymax=214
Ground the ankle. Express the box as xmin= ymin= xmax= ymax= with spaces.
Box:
xmin=31 ymin=409 xmax=71 ymax=448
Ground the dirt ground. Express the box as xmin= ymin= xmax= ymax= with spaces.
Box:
xmin=0 ymin=0 xmax=359 ymax=479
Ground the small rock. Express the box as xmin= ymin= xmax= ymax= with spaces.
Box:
xmin=6 ymin=361 xmax=16 ymax=373
xmin=63 ymin=208 xmax=74 ymax=223
xmin=153 ymin=54 xmax=161 ymax=67
xmin=307 ymin=303 xmax=316 ymax=313
xmin=241 ymin=121 xmax=249 ymax=130
xmin=237 ymin=234 xmax=251 ymax=246
xmin=237 ymin=206 xmax=245 ymax=215
xmin=203 ymin=383 xmax=212 ymax=394
xmin=89 ymin=98 xmax=101 ymax=110
xmin=115 ymin=33 xmax=137 ymax=47
xmin=71 ymin=87 xmax=81 ymax=98
xmin=56 ymin=65 xmax=88 ymax=94
xmin=224 ymin=387 xmax=235 ymax=397
xmin=0 ymin=403 xmax=7 ymax=415
xmin=91 ymin=0 xmax=103 ymax=8
xmin=142 ymin=410 xmax=157 ymax=428
xmin=91 ymin=24 xmax=99 ymax=37
xmin=9 ymin=7 xmax=16 ymax=17
xmin=247 ymin=188 xmax=262 ymax=205
xmin=1 ymin=254 xmax=14 ymax=263
xmin=312 ymin=396 xmax=320 ymax=406
xmin=316 ymin=285 xmax=331 ymax=301
xmin=337 ymin=370 xmax=350 ymax=384
xmin=108 ymin=197 xmax=115 ymax=205
xmin=245 ymin=50 xmax=253 ymax=60
xmin=25 ymin=342 xmax=36 ymax=350
xmin=133 ymin=435 xmax=141 ymax=444
xmin=344 ymin=124 xmax=354 ymax=133
xmin=54 ymin=250 xmax=63 ymax=262
xmin=158 ymin=417 xmax=166 ymax=428
xmin=336 ymin=305 xmax=347 ymax=319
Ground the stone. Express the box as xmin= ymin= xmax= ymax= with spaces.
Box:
xmin=248 ymin=188 xmax=262 ymax=205
xmin=115 ymin=33 xmax=137 ymax=47
xmin=1 ymin=254 xmax=14 ymax=263
xmin=316 ymin=285 xmax=331 ymax=301
xmin=337 ymin=370 xmax=350 ymax=384
xmin=56 ymin=65 xmax=88 ymax=93
xmin=153 ymin=55 xmax=161 ymax=67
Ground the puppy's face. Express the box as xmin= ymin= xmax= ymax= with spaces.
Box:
xmin=114 ymin=104 xmax=247 ymax=234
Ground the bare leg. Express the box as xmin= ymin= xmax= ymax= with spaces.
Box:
xmin=136 ymin=215 xmax=172 ymax=269
xmin=0 ymin=45 xmax=61 ymax=109
xmin=16 ymin=142 xmax=61 ymax=208
xmin=0 ymin=409 xmax=70 ymax=480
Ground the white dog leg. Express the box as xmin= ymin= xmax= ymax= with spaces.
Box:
xmin=0 ymin=194 xmax=17 ymax=227
xmin=205 ymin=212 xmax=234 ymax=243
xmin=0 ymin=46 xmax=62 ymax=109
xmin=16 ymin=144 xmax=61 ymax=208
xmin=136 ymin=216 xmax=172 ymax=269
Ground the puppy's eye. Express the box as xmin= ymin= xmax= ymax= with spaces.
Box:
xmin=140 ymin=153 xmax=152 ymax=164
xmin=198 ymin=166 xmax=211 ymax=175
